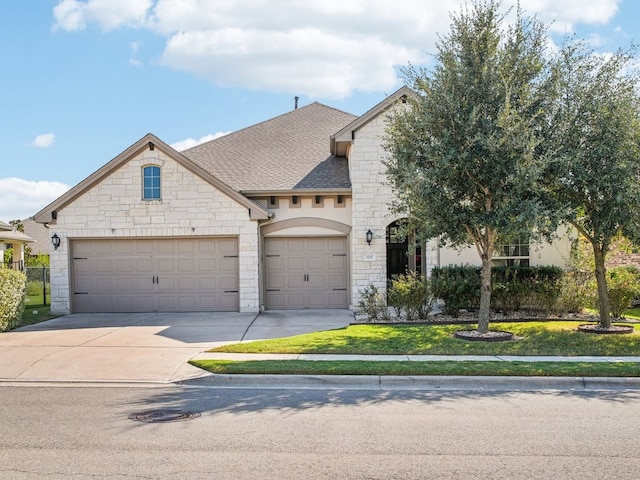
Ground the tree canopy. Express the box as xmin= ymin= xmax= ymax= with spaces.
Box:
xmin=542 ymin=41 xmax=640 ymax=327
xmin=384 ymin=0 xmax=555 ymax=333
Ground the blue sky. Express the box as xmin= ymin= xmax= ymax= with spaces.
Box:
xmin=1 ymin=0 xmax=638 ymax=222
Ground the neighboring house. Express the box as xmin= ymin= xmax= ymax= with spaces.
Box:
xmin=0 ymin=220 xmax=34 ymax=270
xmin=34 ymin=87 xmax=571 ymax=314
xmin=21 ymin=218 xmax=51 ymax=256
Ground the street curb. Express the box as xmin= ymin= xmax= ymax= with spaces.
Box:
xmin=177 ymin=374 xmax=640 ymax=391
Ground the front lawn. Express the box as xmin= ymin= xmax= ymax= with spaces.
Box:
xmin=193 ymin=321 xmax=640 ymax=377
xmin=210 ymin=321 xmax=640 ymax=357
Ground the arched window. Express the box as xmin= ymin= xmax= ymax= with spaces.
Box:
xmin=142 ymin=165 xmax=161 ymax=200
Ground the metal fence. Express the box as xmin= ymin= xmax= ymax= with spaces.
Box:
xmin=24 ymin=266 xmax=50 ymax=308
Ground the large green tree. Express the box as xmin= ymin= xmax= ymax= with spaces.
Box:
xmin=543 ymin=41 xmax=640 ymax=328
xmin=384 ymin=0 xmax=555 ymax=333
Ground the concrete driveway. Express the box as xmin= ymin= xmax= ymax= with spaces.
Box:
xmin=0 ymin=310 xmax=353 ymax=384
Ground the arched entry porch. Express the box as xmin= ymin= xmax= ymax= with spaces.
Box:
xmin=386 ymin=220 xmax=422 ymax=282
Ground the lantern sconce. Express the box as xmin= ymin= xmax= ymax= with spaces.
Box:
xmin=366 ymin=229 xmax=373 ymax=246
xmin=51 ymin=233 xmax=61 ymax=250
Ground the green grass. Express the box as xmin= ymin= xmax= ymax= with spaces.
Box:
xmin=211 ymin=321 xmax=640 ymax=357
xmin=190 ymin=359 xmax=640 ymax=377
xmin=623 ymin=307 xmax=640 ymax=320
xmin=16 ymin=308 xmax=61 ymax=328
xmin=198 ymin=320 xmax=640 ymax=376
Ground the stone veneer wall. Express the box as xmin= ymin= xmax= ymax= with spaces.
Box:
xmin=348 ymin=107 xmax=440 ymax=308
xmin=48 ymin=148 xmax=260 ymax=314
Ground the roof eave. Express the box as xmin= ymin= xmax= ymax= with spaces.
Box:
xmin=242 ymin=188 xmax=352 ymax=196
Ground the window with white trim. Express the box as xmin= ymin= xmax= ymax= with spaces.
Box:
xmin=493 ymin=235 xmax=530 ymax=267
xmin=142 ymin=165 xmax=161 ymax=200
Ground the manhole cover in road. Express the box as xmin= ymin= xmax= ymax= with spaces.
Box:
xmin=128 ymin=410 xmax=201 ymax=423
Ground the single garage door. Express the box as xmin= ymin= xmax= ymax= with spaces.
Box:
xmin=265 ymin=237 xmax=348 ymax=309
xmin=71 ymin=237 xmax=239 ymax=312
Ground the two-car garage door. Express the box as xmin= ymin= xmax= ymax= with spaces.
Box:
xmin=71 ymin=238 xmax=239 ymax=313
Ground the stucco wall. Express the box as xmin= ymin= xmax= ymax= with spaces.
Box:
xmin=48 ymin=148 xmax=260 ymax=313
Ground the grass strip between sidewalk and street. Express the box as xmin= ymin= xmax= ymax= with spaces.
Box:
xmin=189 ymin=359 xmax=640 ymax=377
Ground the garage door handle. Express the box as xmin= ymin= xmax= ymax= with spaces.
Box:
xmin=266 ymin=289 xmax=280 ymax=292
xmin=333 ymin=288 xmax=347 ymax=291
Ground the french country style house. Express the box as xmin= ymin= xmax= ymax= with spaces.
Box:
xmin=34 ymin=87 xmax=571 ymax=314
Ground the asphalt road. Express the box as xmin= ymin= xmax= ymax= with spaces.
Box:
xmin=1 ymin=385 xmax=639 ymax=479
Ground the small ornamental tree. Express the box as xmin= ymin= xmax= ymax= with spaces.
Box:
xmin=383 ymin=0 xmax=555 ymax=333
xmin=542 ymin=41 xmax=640 ymax=329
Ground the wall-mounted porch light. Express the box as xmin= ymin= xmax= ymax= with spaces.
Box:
xmin=51 ymin=233 xmax=61 ymax=250
xmin=366 ymin=229 xmax=373 ymax=246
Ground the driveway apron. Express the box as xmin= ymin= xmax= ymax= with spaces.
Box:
xmin=0 ymin=310 xmax=353 ymax=383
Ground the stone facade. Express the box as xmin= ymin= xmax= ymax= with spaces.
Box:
xmin=48 ymin=148 xmax=260 ymax=314
xmin=39 ymin=88 xmax=577 ymax=315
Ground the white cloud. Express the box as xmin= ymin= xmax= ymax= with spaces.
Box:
xmin=170 ymin=132 xmax=230 ymax=152
xmin=30 ymin=133 xmax=55 ymax=148
xmin=51 ymin=0 xmax=622 ymax=97
xmin=129 ymin=42 xmax=143 ymax=67
xmin=0 ymin=178 xmax=70 ymax=222
xmin=53 ymin=0 xmax=153 ymax=32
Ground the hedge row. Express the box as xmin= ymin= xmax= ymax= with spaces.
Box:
xmin=430 ymin=265 xmax=564 ymax=316
xmin=0 ymin=269 xmax=26 ymax=332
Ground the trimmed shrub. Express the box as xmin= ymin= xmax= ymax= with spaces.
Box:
xmin=0 ymin=269 xmax=27 ymax=332
xmin=555 ymin=269 xmax=594 ymax=314
xmin=491 ymin=266 xmax=563 ymax=313
xmin=431 ymin=265 xmax=564 ymax=316
xmin=607 ymin=266 xmax=640 ymax=318
xmin=430 ymin=265 xmax=481 ymax=316
xmin=357 ymin=285 xmax=389 ymax=321
xmin=388 ymin=271 xmax=434 ymax=321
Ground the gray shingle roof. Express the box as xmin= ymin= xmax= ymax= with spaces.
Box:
xmin=21 ymin=218 xmax=50 ymax=255
xmin=182 ymin=102 xmax=357 ymax=192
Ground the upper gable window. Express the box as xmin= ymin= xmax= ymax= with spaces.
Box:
xmin=142 ymin=165 xmax=161 ymax=200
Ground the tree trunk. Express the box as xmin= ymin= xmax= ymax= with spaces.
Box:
xmin=592 ymin=243 xmax=612 ymax=328
xmin=478 ymin=255 xmax=493 ymax=334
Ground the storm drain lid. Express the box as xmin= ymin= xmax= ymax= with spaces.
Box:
xmin=129 ymin=409 xmax=201 ymax=423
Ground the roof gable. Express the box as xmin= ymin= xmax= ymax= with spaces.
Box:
xmin=33 ymin=134 xmax=270 ymax=223
xmin=182 ymin=103 xmax=357 ymax=192
xmin=331 ymin=86 xmax=415 ymax=156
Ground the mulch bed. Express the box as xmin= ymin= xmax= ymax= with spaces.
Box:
xmin=354 ymin=310 xmax=604 ymax=325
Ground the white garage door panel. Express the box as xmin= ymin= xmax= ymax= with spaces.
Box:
xmin=72 ymin=238 xmax=239 ymax=313
xmin=265 ymin=237 xmax=348 ymax=310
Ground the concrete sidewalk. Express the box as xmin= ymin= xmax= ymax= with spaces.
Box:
xmin=192 ymin=352 xmax=640 ymax=363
